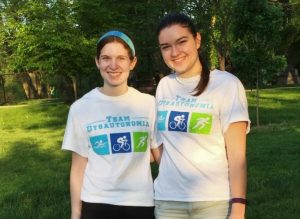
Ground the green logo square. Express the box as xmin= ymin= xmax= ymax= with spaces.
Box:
xmin=189 ymin=113 xmax=212 ymax=134
xmin=133 ymin=132 xmax=148 ymax=152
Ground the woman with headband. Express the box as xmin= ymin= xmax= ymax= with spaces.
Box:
xmin=62 ymin=30 xmax=162 ymax=219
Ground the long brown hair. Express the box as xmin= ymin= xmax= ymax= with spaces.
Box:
xmin=157 ymin=13 xmax=210 ymax=96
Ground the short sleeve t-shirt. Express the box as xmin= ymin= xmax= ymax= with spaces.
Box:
xmin=62 ymin=87 xmax=161 ymax=206
xmin=154 ymin=69 xmax=250 ymax=201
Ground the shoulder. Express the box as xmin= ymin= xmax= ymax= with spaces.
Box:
xmin=69 ymin=88 xmax=98 ymax=112
xmin=210 ymin=69 xmax=244 ymax=87
xmin=159 ymin=74 xmax=175 ymax=84
xmin=128 ymin=87 xmax=156 ymax=111
xmin=210 ymin=69 xmax=240 ymax=82
xmin=156 ymin=73 xmax=175 ymax=90
xmin=129 ymin=87 xmax=155 ymax=102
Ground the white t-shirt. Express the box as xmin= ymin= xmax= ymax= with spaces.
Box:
xmin=62 ymin=87 xmax=161 ymax=206
xmin=154 ymin=69 xmax=250 ymax=202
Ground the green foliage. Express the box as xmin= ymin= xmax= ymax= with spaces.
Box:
xmin=285 ymin=0 xmax=300 ymax=68
xmin=231 ymin=0 xmax=287 ymax=87
xmin=0 ymin=0 xmax=95 ymax=89
xmin=1 ymin=75 xmax=26 ymax=102
xmin=0 ymin=0 xmax=299 ymax=101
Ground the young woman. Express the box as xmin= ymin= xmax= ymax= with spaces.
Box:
xmin=62 ymin=30 xmax=161 ymax=219
xmin=153 ymin=13 xmax=250 ymax=219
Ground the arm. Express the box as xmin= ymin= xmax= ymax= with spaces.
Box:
xmin=70 ymin=152 xmax=88 ymax=219
xmin=224 ymin=121 xmax=247 ymax=219
xmin=150 ymin=152 xmax=155 ymax=163
xmin=151 ymin=144 xmax=163 ymax=164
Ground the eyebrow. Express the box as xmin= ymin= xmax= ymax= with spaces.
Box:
xmin=100 ymin=54 xmax=128 ymax=58
xmin=159 ymin=36 xmax=189 ymax=47
xmin=100 ymin=54 xmax=110 ymax=58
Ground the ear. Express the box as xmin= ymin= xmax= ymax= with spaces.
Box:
xmin=196 ymin=32 xmax=201 ymax=49
xmin=129 ymin=56 xmax=137 ymax=70
xmin=95 ymin=56 xmax=100 ymax=69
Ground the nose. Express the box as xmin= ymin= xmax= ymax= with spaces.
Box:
xmin=109 ymin=58 xmax=118 ymax=70
xmin=171 ymin=45 xmax=179 ymax=57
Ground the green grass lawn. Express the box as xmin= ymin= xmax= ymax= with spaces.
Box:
xmin=0 ymin=87 xmax=299 ymax=219
xmin=246 ymin=87 xmax=300 ymax=219
xmin=0 ymin=99 xmax=71 ymax=219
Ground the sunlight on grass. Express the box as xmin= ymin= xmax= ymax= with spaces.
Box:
xmin=1 ymin=87 xmax=300 ymax=218
xmin=0 ymin=99 xmax=70 ymax=219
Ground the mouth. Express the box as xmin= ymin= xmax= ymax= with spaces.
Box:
xmin=107 ymin=71 xmax=122 ymax=77
xmin=172 ymin=56 xmax=185 ymax=63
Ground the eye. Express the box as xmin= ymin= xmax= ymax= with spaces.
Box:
xmin=117 ymin=56 xmax=128 ymax=61
xmin=160 ymin=45 xmax=170 ymax=51
xmin=178 ymin=40 xmax=187 ymax=45
xmin=100 ymin=56 xmax=111 ymax=61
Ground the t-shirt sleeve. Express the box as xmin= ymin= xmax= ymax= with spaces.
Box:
xmin=62 ymin=106 xmax=89 ymax=157
xmin=149 ymin=96 xmax=163 ymax=149
xmin=220 ymin=78 xmax=251 ymax=134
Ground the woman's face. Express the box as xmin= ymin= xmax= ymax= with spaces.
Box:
xmin=95 ymin=41 xmax=136 ymax=89
xmin=158 ymin=24 xmax=201 ymax=78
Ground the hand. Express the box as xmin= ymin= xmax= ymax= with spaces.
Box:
xmin=229 ymin=203 xmax=246 ymax=219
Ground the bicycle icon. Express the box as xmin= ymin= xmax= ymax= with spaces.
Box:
xmin=113 ymin=136 xmax=131 ymax=151
xmin=169 ymin=114 xmax=186 ymax=130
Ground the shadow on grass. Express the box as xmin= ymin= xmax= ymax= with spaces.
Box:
xmin=0 ymin=140 xmax=71 ymax=219
xmin=23 ymin=99 xmax=70 ymax=131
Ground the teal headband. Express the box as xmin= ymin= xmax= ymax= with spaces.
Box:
xmin=97 ymin=30 xmax=135 ymax=56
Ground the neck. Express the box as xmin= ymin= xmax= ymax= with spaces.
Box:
xmin=100 ymin=84 xmax=128 ymax=96
xmin=177 ymin=59 xmax=202 ymax=78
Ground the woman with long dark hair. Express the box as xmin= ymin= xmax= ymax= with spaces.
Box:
xmin=153 ymin=13 xmax=250 ymax=219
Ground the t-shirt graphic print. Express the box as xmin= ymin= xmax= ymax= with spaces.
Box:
xmin=158 ymin=110 xmax=213 ymax=135
xmin=89 ymin=131 xmax=149 ymax=155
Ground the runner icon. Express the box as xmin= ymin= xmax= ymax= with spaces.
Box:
xmin=137 ymin=135 xmax=147 ymax=148
xmin=191 ymin=117 xmax=210 ymax=130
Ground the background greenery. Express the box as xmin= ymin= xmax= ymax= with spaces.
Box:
xmin=0 ymin=86 xmax=299 ymax=218
xmin=0 ymin=0 xmax=299 ymax=218
xmin=1 ymin=0 xmax=300 ymax=101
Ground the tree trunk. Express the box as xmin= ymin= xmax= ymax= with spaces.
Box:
xmin=0 ymin=76 xmax=6 ymax=103
xmin=29 ymin=71 xmax=45 ymax=98
xmin=71 ymin=75 xmax=78 ymax=100
xmin=21 ymin=72 xmax=39 ymax=99
xmin=256 ymin=69 xmax=260 ymax=127
xmin=218 ymin=52 xmax=226 ymax=71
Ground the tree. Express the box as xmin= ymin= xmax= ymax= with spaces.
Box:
xmin=231 ymin=0 xmax=287 ymax=126
xmin=207 ymin=0 xmax=235 ymax=71
xmin=0 ymin=0 xmax=94 ymax=100
xmin=170 ymin=0 xmax=235 ymax=71
xmin=278 ymin=0 xmax=300 ymax=69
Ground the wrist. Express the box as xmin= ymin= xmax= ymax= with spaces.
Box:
xmin=230 ymin=202 xmax=246 ymax=217
xmin=230 ymin=198 xmax=247 ymax=205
